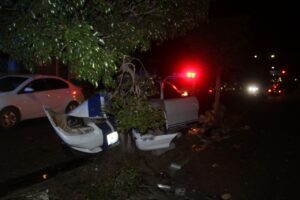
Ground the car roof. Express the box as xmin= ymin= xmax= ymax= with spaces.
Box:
xmin=1 ymin=74 xmax=65 ymax=80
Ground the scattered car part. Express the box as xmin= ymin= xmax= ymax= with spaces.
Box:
xmin=132 ymin=129 xmax=178 ymax=151
xmin=44 ymin=107 xmax=119 ymax=154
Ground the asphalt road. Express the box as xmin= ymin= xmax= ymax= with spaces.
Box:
xmin=174 ymin=92 xmax=300 ymax=200
xmin=0 ymin=117 xmax=87 ymax=187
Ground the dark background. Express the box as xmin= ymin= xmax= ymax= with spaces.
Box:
xmin=138 ymin=0 xmax=299 ymax=91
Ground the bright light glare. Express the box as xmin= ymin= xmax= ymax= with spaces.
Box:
xmin=181 ymin=91 xmax=189 ymax=96
xmin=186 ymin=72 xmax=196 ymax=78
xmin=247 ymin=85 xmax=259 ymax=95
xmin=107 ymin=131 xmax=119 ymax=146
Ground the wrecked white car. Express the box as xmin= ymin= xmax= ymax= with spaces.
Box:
xmin=44 ymin=73 xmax=199 ymax=153
xmin=44 ymin=93 xmax=119 ymax=154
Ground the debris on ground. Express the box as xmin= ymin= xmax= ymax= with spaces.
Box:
xmin=191 ymin=143 xmax=206 ymax=152
xmin=151 ymin=142 xmax=176 ymax=156
xmin=169 ymin=163 xmax=182 ymax=170
xmin=174 ymin=187 xmax=186 ymax=196
xmin=211 ymin=163 xmax=219 ymax=168
xmin=132 ymin=129 xmax=179 ymax=151
xmin=241 ymin=125 xmax=251 ymax=131
xmin=221 ymin=193 xmax=232 ymax=200
xmin=187 ymin=127 xmax=206 ymax=136
xmin=157 ymin=184 xmax=172 ymax=191
xmin=25 ymin=190 xmax=49 ymax=200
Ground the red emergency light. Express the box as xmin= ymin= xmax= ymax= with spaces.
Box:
xmin=186 ymin=72 xmax=196 ymax=78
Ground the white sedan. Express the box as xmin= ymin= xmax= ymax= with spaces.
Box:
xmin=0 ymin=74 xmax=84 ymax=129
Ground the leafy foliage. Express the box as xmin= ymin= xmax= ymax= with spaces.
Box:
xmin=0 ymin=0 xmax=210 ymax=86
xmin=86 ymin=166 xmax=142 ymax=200
xmin=106 ymin=57 xmax=165 ymax=134
xmin=109 ymin=95 xmax=164 ymax=134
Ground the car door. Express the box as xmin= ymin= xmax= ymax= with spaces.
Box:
xmin=43 ymin=78 xmax=70 ymax=112
xmin=18 ymin=78 xmax=51 ymax=119
xmin=163 ymin=82 xmax=199 ymax=130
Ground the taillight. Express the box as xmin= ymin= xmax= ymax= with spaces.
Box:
xmin=72 ymin=91 xmax=77 ymax=95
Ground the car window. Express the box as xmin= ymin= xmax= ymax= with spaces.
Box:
xmin=164 ymin=82 xmax=182 ymax=99
xmin=24 ymin=79 xmax=48 ymax=92
xmin=0 ymin=76 xmax=29 ymax=92
xmin=44 ymin=78 xmax=69 ymax=90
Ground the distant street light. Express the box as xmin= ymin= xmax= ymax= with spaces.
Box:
xmin=254 ymin=54 xmax=258 ymax=59
xmin=270 ymin=54 xmax=275 ymax=58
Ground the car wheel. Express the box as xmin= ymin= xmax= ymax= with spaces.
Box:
xmin=0 ymin=107 xmax=20 ymax=129
xmin=65 ymin=101 xmax=79 ymax=113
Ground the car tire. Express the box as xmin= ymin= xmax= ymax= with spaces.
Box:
xmin=65 ymin=101 xmax=79 ymax=113
xmin=0 ymin=107 xmax=20 ymax=129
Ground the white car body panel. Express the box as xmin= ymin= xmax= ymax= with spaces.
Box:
xmin=132 ymin=129 xmax=178 ymax=151
xmin=68 ymin=93 xmax=106 ymax=118
xmin=15 ymin=92 xmax=48 ymax=119
xmin=44 ymin=106 xmax=119 ymax=154
xmin=150 ymin=96 xmax=199 ymax=131
xmin=0 ymin=74 xmax=84 ymax=123
xmin=164 ymin=96 xmax=199 ymax=130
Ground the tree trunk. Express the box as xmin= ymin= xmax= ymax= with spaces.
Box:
xmin=119 ymin=132 xmax=135 ymax=154
xmin=213 ymin=66 xmax=222 ymax=128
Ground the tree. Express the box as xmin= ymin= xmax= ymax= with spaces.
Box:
xmin=0 ymin=0 xmax=211 ymax=151
xmin=0 ymin=0 xmax=210 ymax=86
xmin=106 ymin=56 xmax=166 ymax=152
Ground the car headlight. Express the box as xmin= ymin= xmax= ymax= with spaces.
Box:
xmin=247 ymin=85 xmax=259 ymax=95
xmin=107 ymin=131 xmax=119 ymax=146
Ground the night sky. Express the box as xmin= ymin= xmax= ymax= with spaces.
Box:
xmin=211 ymin=1 xmax=298 ymax=44
xmin=140 ymin=0 xmax=299 ymax=86
xmin=210 ymin=0 xmax=299 ymax=80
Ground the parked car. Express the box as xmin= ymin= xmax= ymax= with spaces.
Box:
xmin=0 ymin=74 xmax=84 ymax=129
